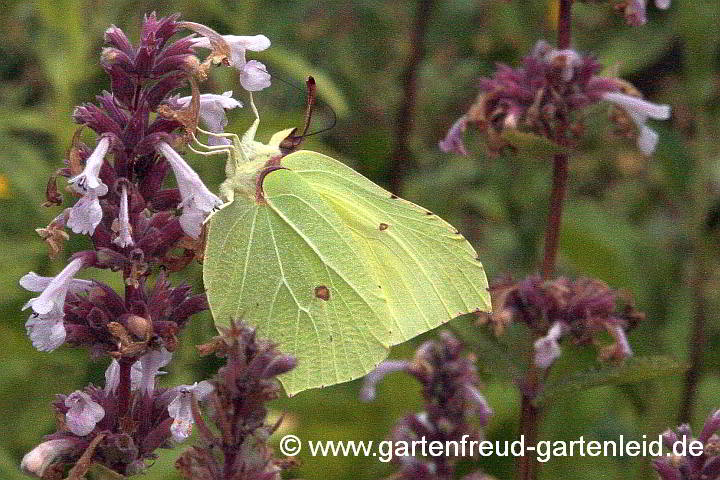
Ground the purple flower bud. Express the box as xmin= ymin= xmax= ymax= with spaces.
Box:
xmin=259 ymin=354 xmax=297 ymax=378
xmin=64 ymin=390 xmax=105 ymax=436
xmin=652 ymin=458 xmax=682 ymax=480
xmin=464 ymin=385 xmax=493 ymax=426
xmin=104 ymin=25 xmax=133 ymax=53
xmin=699 ymin=410 xmax=720 ymax=443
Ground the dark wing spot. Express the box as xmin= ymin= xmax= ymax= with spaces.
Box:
xmin=475 ymin=256 xmax=482 ymax=261
xmin=314 ymin=285 xmax=331 ymax=301
xmin=425 ymin=211 xmax=433 ymax=215
xmin=454 ymin=230 xmax=460 ymax=235
xmin=379 ymin=223 xmax=389 ymax=231
xmin=390 ymin=194 xmax=398 ymax=199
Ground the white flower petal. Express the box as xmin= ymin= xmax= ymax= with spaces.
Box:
xmin=637 ymin=125 xmax=660 ymax=156
xmin=25 ymin=312 xmax=66 ymax=352
xmin=156 ymin=142 xmax=222 ymax=238
xmin=136 ymin=348 xmax=173 ymax=393
xmin=178 ymin=205 xmax=206 ymax=239
xmin=20 ymin=272 xmax=92 ymax=294
xmin=231 ymin=34 xmax=271 ymax=52
xmin=240 ymin=60 xmax=272 ymax=91
xmin=170 ymin=418 xmax=193 ymax=443
xmin=603 ymin=92 xmax=670 ymax=155
xmin=191 ymin=32 xmax=271 ymax=90
xmin=167 ymin=381 xmax=215 ymax=442
xmin=21 ymin=439 xmax=76 ymax=478
xmin=67 ymin=193 xmax=103 ymax=235
xmin=113 ymin=185 xmax=134 ymax=248
xmin=68 ymin=137 xmax=110 ymax=195
xmin=65 ymin=391 xmax=105 ymax=436
xmin=104 ymin=360 xmax=121 ymax=394
xmin=192 ymin=381 xmax=215 ymax=400
xmin=603 ymin=92 xmax=671 ymax=121
xmin=533 ymin=322 xmax=565 ymax=369
xmin=22 ymin=258 xmax=86 ymax=315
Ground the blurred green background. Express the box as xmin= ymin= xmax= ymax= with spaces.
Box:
xmin=1 ymin=0 xmax=719 ymax=479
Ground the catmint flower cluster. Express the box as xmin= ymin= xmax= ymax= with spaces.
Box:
xmin=484 ymin=275 xmax=644 ymax=370
xmin=21 ymin=346 xmax=215 ymax=477
xmin=175 ymin=321 xmax=297 ymax=480
xmin=652 ymin=410 xmax=720 ymax=480
xmin=361 ymin=331 xmax=492 ymax=480
xmin=20 ymin=12 xmax=273 ymax=477
xmin=439 ymin=40 xmax=670 ymax=156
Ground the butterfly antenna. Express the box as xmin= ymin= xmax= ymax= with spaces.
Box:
xmin=267 ymin=71 xmax=338 ymax=138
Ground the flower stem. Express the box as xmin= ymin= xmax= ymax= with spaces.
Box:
xmin=541 ymin=153 xmax=569 ymax=279
xmin=518 ymin=5 xmax=574 ymax=479
xmin=517 ymin=368 xmax=541 ymax=480
xmin=557 ymin=0 xmax=573 ymax=50
xmin=679 ymin=252 xmax=708 ymax=423
xmin=388 ymin=0 xmax=435 ymax=193
xmin=117 ymin=358 xmax=132 ymax=417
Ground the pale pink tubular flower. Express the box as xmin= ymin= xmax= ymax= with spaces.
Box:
xmin=113 ymin=184 xmax=134 ymax=247
xmin=602 ymin=91 xmax=671 ymax=155
xmin=533 ymin=321 xmax=565 ymax=369
xmin=21 ymin=439 xmax=78 ymax=478
xmin=155 ymin=141 xmax=222 ymax=238
xmin=20 ymin=257 xmax=89 ymax=351
xmin=176 ymin=91 xmax=242 ymax=145
xmin=64 ymin=391 xmax=105 ymax=436
xmin=167 ymin=381 xmax=214 ymax=442
xmin=21 ymin=257 xmax=88 ymax=315
xmin=625 ymin=0 xmax=671 ymax=26
xmin=25 ymin=312 xmax=66 ymax=352
xmin=135 ymin=347 xmax=173 ymax=393
xmin=438 ymin=115 xmax=469 ymax=156
xmin=104 ymin=348 xmax=172 ymax=394
xmin=67 ymin=136 xmax=111 ymax=235
xmin=191 ymin=31 xmax=272 ymax=91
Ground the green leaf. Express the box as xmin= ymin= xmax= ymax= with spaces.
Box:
xmin=534 ymin=355 xmax=687 ymax=407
